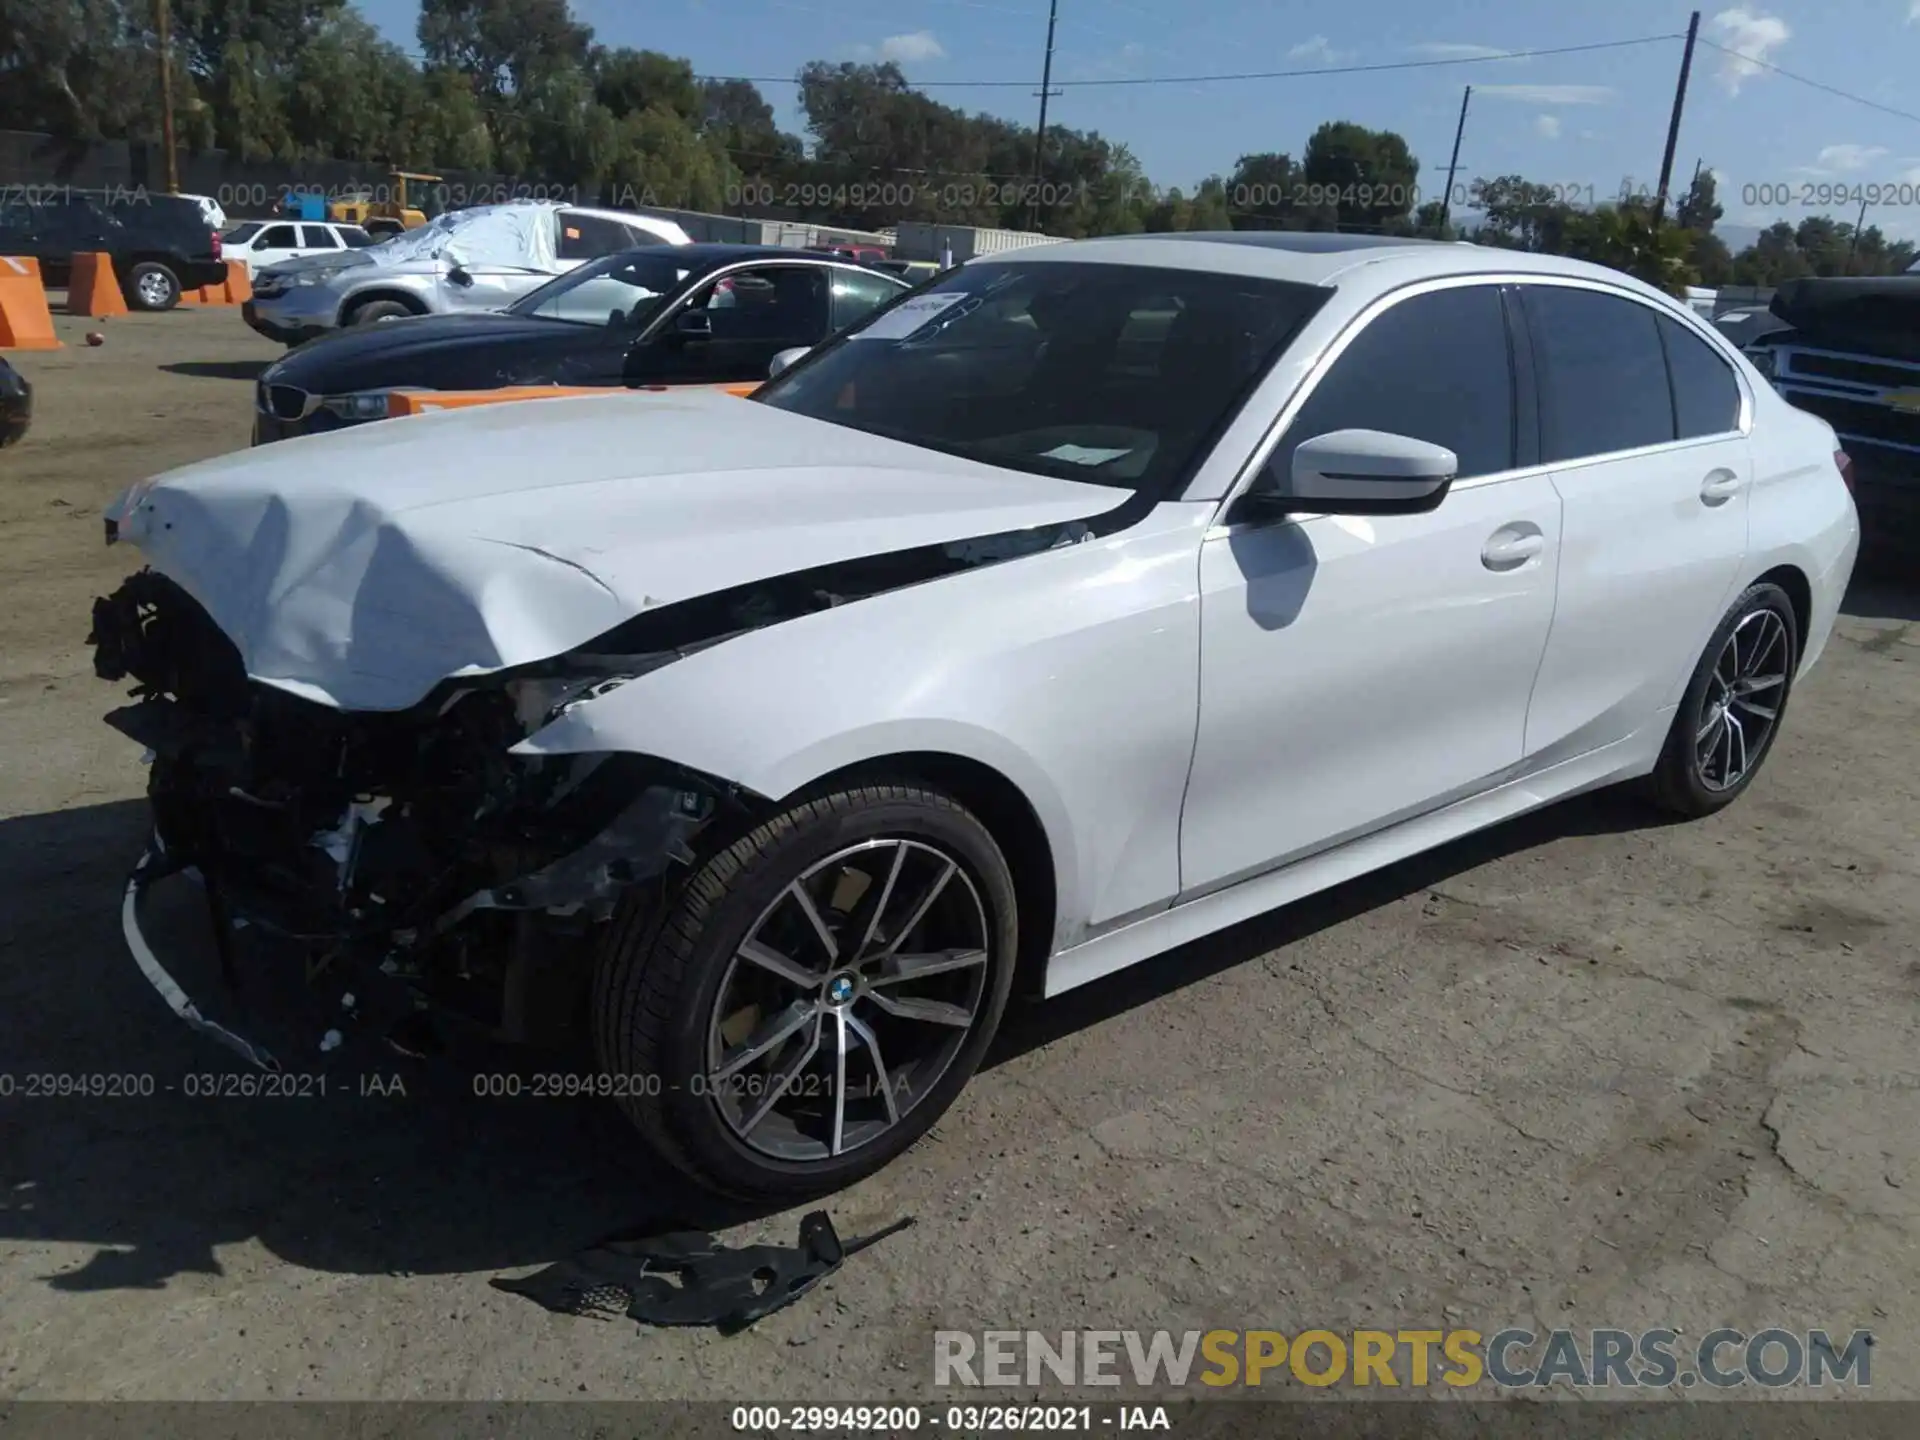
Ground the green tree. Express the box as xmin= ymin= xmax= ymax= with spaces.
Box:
xmin=1301 ymin=120 xmax=1419 ymax=232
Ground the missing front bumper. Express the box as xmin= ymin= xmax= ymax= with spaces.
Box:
xmin=121 ymin=840 xmax=282 ymax=1073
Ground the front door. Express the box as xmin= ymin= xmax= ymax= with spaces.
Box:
xmin=1516 ymin=284 xmax=1753 ymax=757
xmin=636 ymin=266 xmax=832 ymax=386
xmin=1180 ymin=282 xmax=1563 ymax=895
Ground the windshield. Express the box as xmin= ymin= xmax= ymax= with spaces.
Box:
xmin=753 ymin=260 xmax=1329 ymax=491
xmin=507 ymin=251 xmax=701 ymax=327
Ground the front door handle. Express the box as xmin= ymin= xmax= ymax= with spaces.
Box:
xmin=1482 ymin=528 xmax=1545 ymax=570
xmin=1700 ymin=468 xmax=1744 ymax=504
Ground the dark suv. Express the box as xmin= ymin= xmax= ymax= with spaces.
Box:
xmin=0 ymin=190 xmax=226 ymax=310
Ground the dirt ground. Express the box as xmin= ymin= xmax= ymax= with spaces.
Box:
xmin=1 ymin=305 xmax=1917 ymax=1410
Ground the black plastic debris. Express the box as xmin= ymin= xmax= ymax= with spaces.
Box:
xmin=492 ymin=1211 xmax=915 ymax=1335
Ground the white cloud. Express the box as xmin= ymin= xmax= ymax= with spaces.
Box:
xmin=1475 ymin=84 xmax=1617 ymax=104
xmin=1409 ymin=42 xmax=1521 ymax=62
xmin=1817 ymin=143 xmax=1889 ymax=170
xmin=1910 ymin=0 xmax=1920 ymax=22
xmin=851 ymin=30 xmax=946 ymax=64
xmin=1535 ymin=114 xmax=1562 ymax=139
xmin=1708 ymin=8 xmax=1790 ymax=95
xmin=1288 ymin=35 xmax=1353 ymax=66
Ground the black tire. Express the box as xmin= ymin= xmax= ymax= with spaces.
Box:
xmin=593 ymin=784 xmax=1019 ymax=1201
xmin=1647 ymin=581 xmax=1799 ymax=818
xmin=124 ymin=261 xmax=181 ymax=312
xmin=347 ymin=299 xmax=416 ymax=325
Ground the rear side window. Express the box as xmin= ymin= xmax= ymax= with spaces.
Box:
xmin=1658 ymin=315 xmax=1742 ymax=438
xmin=557 ymin=211 xmax=637 ymax=260
xmin=829 ymin=270 xmax=904 ymax=331
xmin=1274 ymin=284 xmax=1516 ymax=483
xmin=1528 ymin=287 xmax=1674 ymax=461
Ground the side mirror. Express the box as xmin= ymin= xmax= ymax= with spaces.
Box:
xmin=675 ymin=309 xmax=713 ymax=338
xmin=447 ymin=265 xmax=473 ymax=287
xmin=1234 ymin=429 xmax=1457 ymax=523
xmin=768 ymin=346 xmax=810 ymax=379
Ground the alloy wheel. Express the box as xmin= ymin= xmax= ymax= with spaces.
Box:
xmin=1694 ymin=607 xmax=1789 ymax=792
xmin=704 ymin=838 xmax=993 ymax=1163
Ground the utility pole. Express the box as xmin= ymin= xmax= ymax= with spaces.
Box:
xmin=1437 ymin=85 xmax=1471 ymax=237
xmin=1651 ymin=10 xmax=1700 ymax=225
xmin=155 ymin=0 xmax=179 ymax=194
xmin=1846 ymin=193 xmax=1869 ymax=272
xmin=1027 ymin=0 xmax=1061 ymax=233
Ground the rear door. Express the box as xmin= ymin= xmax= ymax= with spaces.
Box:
xmin=1519 ymin=283 xmax=1752 ymax=757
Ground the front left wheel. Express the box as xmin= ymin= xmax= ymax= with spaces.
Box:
xmin=593 ymin=784 xmax=1020 ymax=1201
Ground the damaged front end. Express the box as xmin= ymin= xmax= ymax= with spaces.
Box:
xmin=89 ymin=569 xmax=751 ymax=1069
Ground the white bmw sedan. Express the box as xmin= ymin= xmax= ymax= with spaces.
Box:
xmin=93 ymin=233 xmax=1859 ymax=1200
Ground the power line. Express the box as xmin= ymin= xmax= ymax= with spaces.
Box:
xmin=695 ymin=33 xmax=1682 ymax=89
xmin=1693 ymin=37 xmax=1920 ymax=127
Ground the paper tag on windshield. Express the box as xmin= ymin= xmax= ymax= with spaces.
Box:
xmin=1043 ymin=444 xmax=1133 ymax=466
xmin=851 ymin=292 xmax=967 ymax=340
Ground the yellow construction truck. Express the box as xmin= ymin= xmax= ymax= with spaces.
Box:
xmin=328 ymin=172 xmax=442 ymax=237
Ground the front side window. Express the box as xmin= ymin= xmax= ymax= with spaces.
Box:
xmin=300 ymin=225 xmax=341 ymax=249
xmin=1658 ymin=315 xmax=1742 ymax=438
xmin=557 ymin=211 xmax=640 ymax=260
xmin=754 ymin=260 xmax=1329 ymax=493
xmin=257 ymin=224 xmax=299 ymax=250
xmin=685 ymin=266 xmax=829 ymax=342
xmin=1528 ymin=286 xmax=1674 ymax=462
xmin=509 ymin=252 xmax=698 ymax=327
xmin=338 ymin=227 xmax=376 ymax=248
xmin=1269 ymin=284 xmax=1516 ymax=486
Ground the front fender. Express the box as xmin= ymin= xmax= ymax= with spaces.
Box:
xmin=512 ymin=502 xmax=1211 ymax=951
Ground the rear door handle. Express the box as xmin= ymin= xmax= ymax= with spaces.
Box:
xmin=1482 ymin=528 xmax=1545 ymax=570
xmin=1700 ymin=468 xmax=1744 ymax=504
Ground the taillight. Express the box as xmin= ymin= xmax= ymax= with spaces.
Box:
xmin=1835 ymin=449 xmax=1854 ymax=494
xmin=211 ymin=230 xmax=222 ymax=260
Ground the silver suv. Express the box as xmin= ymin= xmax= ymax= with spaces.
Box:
xmin=242 ymin=201 xmax=692 ymax=346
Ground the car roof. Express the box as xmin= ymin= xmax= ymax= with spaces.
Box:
xmin=613 ymin=242 xmax=904 ymax=269
xmin=979 ymin=230 xmax=1674 ymax=302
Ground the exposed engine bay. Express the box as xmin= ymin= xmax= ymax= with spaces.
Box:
xmin=88 ymin=568 xmax=754 ymax=1060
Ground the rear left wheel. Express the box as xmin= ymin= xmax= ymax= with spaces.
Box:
xmin=593 ymin=784 xmax=1019 ymax=1201
xmin=126 ymin=261 xmax=181 ymax=311
xmin=1647 ymin=581 xmax=1799 ymax=818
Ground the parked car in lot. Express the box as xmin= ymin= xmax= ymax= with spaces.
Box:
xmin=92 ymin=233 xmax=1858 ymax=1201
xmin=241 ymin=200 xmax=692 ymax=345
xmin=0 ymin=358 xmax=29 ymax=447
xmin=1746 ymin=273 xmax=1920 ymax=548
xmin=0 ymin=192 xmax=225 ymax=309
xmin=223 ymin=219 xmax=376 ymax=276
xmin=250 ymin=244 xmax=908 ymax=442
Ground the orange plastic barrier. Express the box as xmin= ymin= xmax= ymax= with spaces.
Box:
xmin=220 ymin=260 xmax=253 ymax=304
xmin=386 ymin=381 xmax=757 ymax=418
xmin=0 ymin=255 xmax=61 ymax=349
xmin=65 ymin=251 xmax=129 ymax=318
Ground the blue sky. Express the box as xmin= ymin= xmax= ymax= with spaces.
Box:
xmin=359 ymin=0 xmax=1920 ymax=241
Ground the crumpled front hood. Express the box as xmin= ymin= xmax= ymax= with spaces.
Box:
xmin=108 ymin=391 xmax=1124 ymax=712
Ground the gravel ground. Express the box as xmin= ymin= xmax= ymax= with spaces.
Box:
xmin=1 ymin=306 xmax=1916 ymax=1411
